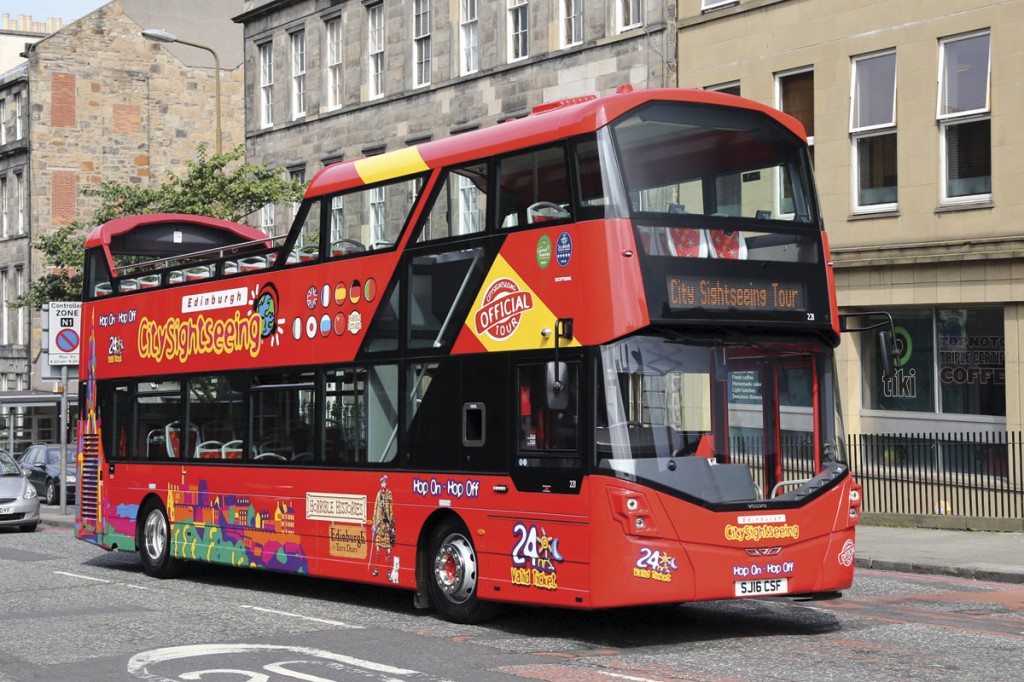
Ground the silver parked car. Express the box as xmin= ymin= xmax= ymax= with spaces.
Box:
xmin=0 ymin=448 xmax=40 ymax=532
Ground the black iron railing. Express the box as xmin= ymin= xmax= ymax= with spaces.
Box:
xmin=846 ymin=432 xmax=1024 ymax=519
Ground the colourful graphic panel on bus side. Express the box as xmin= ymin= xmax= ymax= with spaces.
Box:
xmin=86 ymin=253 xmax=400 ymax=379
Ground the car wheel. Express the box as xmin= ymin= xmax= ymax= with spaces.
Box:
xmin=19 ymin=522 xmax=39 ymax=533
xmin=138 ymin=500 xmax=185 ymax=578
xmin=45 ymin=479 xmax=58 ymax=505
xmin=426 ymin=519 xmax=498 ymax=624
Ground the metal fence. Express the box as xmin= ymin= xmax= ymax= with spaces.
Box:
xmin=846 ymin=431 xmax=1024 ymax=520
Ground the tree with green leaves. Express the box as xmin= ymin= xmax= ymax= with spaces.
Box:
xmin=17 ymin=145 xmax=306 ymax=310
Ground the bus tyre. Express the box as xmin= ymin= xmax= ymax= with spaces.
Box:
xmin=426 ymin=521 xmax=497 ymax=624
xmin=138 ymin=501 xmax=184 ymax=579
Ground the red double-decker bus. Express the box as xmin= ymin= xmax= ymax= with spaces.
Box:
xmin=76 ymin=86 xmax=864 ymax=623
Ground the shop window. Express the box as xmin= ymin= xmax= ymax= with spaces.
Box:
xmin=863 ymin=307 xmax=1004 ymax=417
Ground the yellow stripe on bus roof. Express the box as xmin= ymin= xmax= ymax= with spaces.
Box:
xmin=353 ymin=147 xmax=429 ymax=184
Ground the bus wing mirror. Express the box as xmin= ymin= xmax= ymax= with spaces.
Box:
xmin=546 ymin=361 xmax=570 ymax=411
xmin=840 ymin=311 xmax=898 ymax=379
xmin=878 ymin=330 xmax=895 ymax=379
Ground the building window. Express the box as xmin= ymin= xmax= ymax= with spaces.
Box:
xmin=14 ymin=93 xmax=21 ymax=140
xmin=1 ymin=269 xmax=7 ymax=346
xmin=261 ymin=203 xmax=275 ymax=233
xmin=507 ymin=0 xmax=528 ymax=63
xmin=702 ymin=0 xmax=734 ymax=10
xmin=618 ymin=0 xmax=641 ymax=32
xmin=706 ymin=81 xmax=740 ymax=96
xmin=259 ymin=42 xmax=274 ymax=128
xmin=368 ymin=3 xmax=385 ymax=99
xmin=1 ymin=176 xmax=7 ymax=239
xmin=290 ymin=168 xmax=306 ymax=220
xmin=0 ymin=99 xmax=5 ymax=145
xmin=329 ymin=195 xmax=344 ymax=244
xmin=561 ymin=0 xmax=582 ymax=48
xmin=14 ymin=171 xmax=23 ymax=235
xmin=369 ymin=185 xmax=386 ymax=244
xmin=939 ymin=31 xmax=991 ymax=203
xmin=291 ymin=30 xmax=307 ymax=119
xmin=15 ymin=266 xmax=24 ymax=345
xmin=326 ymin=17 xmax=343 ymax=110
xmin=460 ymin=0 xmax=479 ymax=75
xmin=864 ymin=307 xmax=1004 ymax=418
xmin=850 ymin=50 xmax=897 ymax=212
xmin=413 ymin=0 xmax=431 ymax=87
xmin=777 ymin=68 xmax=814 ymax=164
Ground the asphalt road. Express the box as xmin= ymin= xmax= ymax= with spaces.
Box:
xmin=1 ymin=523 xmax=1021 ymax=681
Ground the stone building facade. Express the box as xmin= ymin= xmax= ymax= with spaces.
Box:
xmin=675 ymin=0 xmax=1024 ymax=438
xmin=234 ymin=0 xmax=676 ymax=235
xmin=0 ymin=0 xmax=244 ymax=448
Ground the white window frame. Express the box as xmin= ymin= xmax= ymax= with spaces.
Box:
xmin=370 ymin=185 xmax=386 ymax=244
xmin=259 ymin=42 xmax=274 ymax=128
xmin=507 ymin=0 xmax=529 ymax=63
xmin=15 ymin=265 xmax=24 ymax=345
xmin=457 ymin=174 xmax=481 ymax=236
xmin=368 ymin=4 xmax=385 ymax=100
xmin=617 ymin=0 xmax=642 ymax=33
xmin=937 ymin=31 xmax=992 ymax=205
xmin=13 ymin=171 xmax=23 ymax=235
xmin=261 ymin=203 xmax=275 ymax=233
xmin=460 ymin=0 xmax=479 ymax=76
xmin=290 ymin=169 xmax=306 ymax=220
xmin=0 ymin=99 xmax=6 ymax=146
xmin=850 ymin=50 xmax=898 ymax=214
xmin=775 ymin=67 xmax=814 ymax=218
xmin=329 ymin=195 xmax=344 ymax=243
xmin=1 ymin=176 xmax=7 ymax=239
xmin=706 ymin=80 xmax=740 ymax=96
xmin=1 ymin=269 xmax=8 ymax=346
xmin=702 ymin=0 xmax=735 ymax=10
xmin=413 ymin=0 xmax=431 ymax=87
xmin=326 ymin=17 xmax=344 ymax=110
xmin=291 ymin=30 xmax=307 ymax=119
xmin=14 ymin=93 xmax=21 ymax=140
xmin=560 ymin=0 xmax=582 ymax=49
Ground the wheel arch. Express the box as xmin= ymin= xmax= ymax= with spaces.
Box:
xmin=414 ymin=508 xmax=469 ymax=609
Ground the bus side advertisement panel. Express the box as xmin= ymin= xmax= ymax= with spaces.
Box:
xmin=454 ymin=221 xmax=647 ymax=354
xmin=88 ymin=253 xmax=400 ymax=378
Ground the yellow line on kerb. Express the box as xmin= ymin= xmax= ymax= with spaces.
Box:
xmin=354 ymin=147 xmax=428 ymax=184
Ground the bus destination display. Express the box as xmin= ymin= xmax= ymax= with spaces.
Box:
xmin=667 ymin=275 xmax=806 ymax=313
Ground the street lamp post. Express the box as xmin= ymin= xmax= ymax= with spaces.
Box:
xmin=141 ymin=28 xmax=222 ymax=155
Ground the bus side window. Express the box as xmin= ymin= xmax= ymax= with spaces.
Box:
xmin=417 ymin=163 xmax=488 ymax=243
xmin=518 ymin=363 xmax=578 ymax=451
xmin=498 ymin=145 xmax=572 ymax=229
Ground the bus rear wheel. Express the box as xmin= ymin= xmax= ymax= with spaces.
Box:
xmin=138 ymin=500 xmax=184 ymax=578
xmin=426 ymin=521 xmax=497 ymax=623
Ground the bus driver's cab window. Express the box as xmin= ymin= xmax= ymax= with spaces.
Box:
xmin=518 ymin=363 xmax=578 ymax=452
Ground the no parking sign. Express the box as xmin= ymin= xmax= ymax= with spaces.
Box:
xmin=48 ymin=301 xmax=82 ymax=366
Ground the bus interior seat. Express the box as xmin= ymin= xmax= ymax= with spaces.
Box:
xmin=165 ymin=421 xmax=199 ymax=459
xmin=195 ymin=440 xmax=224 ymax=459
xmin=221 ymin=440 xmax=244 ymax=460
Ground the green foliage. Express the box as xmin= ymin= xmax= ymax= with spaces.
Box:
xmin=17 ymin=145 xmax=307 ymax=310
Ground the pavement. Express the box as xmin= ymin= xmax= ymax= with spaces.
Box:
xmin=37 ymin=505 xmax=1024 ymax=585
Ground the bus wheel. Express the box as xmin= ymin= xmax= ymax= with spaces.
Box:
xmin=138 ymin=500 xmax=184 ymax=579
xmin=427 ymin=521 xmax=497 ymax=623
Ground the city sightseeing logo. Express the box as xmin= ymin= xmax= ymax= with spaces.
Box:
xmin=474 ymin=278 xmax=534 ymax=341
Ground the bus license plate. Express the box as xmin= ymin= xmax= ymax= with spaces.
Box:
xmin=735 ymin=577 xmax=788 ymax=597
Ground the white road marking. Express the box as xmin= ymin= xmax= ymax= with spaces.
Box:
xmin=53 ymin=571 xmax=110 ymax=583
xmin=239 ymin=605 xmax=363 ymax=629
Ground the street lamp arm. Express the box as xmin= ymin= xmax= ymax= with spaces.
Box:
xmin=141 ymin=29 xmax=223 ymax=155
